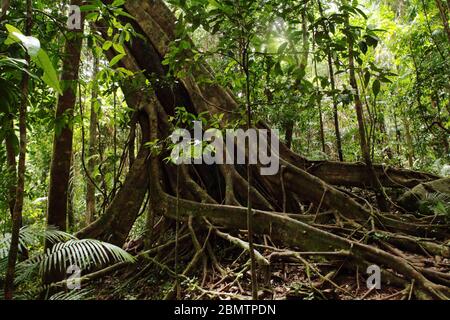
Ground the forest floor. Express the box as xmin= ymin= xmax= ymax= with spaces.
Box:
xmin=89 ymin=235 xmax=449 ymax=300
xmin=85 ymin=187 xmax=449 ymax=300
xmin=89 ymin=256 xmax=410 ymax=300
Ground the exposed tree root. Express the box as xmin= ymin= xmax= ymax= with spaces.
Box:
xmin=152 ymin=191 xmax=449 ymax=299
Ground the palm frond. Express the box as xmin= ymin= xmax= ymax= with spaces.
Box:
xmin=0 ymin=226 xmax=75 ymax=259
xmin=49 ymin=289 xmax=93 ymax=300
xmin=45 ymin=227 xmax=77 ymax=245
xmin=24 ymin=239 xmax=135 ymax=275
xmin=1 ymin=225 xmax=135 ymax=297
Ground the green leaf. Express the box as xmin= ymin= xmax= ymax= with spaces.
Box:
xmin=364 ymin=71 xmax=371 ymax=87
xmin=365 ymin=35 xmax=379 ymax=48
xmin=114 ymin=9 xmax=136 ymax=20
xmin=277 ymin=42 xmax=288 ymax=54
xmin=379 ymin=76 xmax=392 ymax=83
xmin=354 ymin=7 xmax=368 ymax=19
xmin=112 ymin=0 xmax=126 ymax=6
xmin=79 ymin=4 xmax=99 ymax=12
xmin=372 ymin=79 xmax=381 ymax=97
xmin=85 ymin=12 xmax=99 ymax=21
xmin=224 ymin=60 xmax=237 ymax=73
xmin=358 ymin=41 xmax=368 ymax=54
xmin=116 ymin=67 xmax=134 ymax=77
xmin=4 ymin=24 xmax=23 ymax=45
xmin=109 ymin=53 xmax=126 ymax=67
xmin=4 ymin=24 xmax=60 ymax=93
xmin=32 ymin=49 xmax=62 ymax=94
xmin=102 ymin=40 xmax=113 ymax=51
xmin=5 ymin=24 xmax=41 ymax=57
xmin=274 ymin=62 xmax=283 ymax=76
xmin=113 ymin=42 xmax=125 ymax=54
xmin=180 ymin=40 xmax=191 ymax=50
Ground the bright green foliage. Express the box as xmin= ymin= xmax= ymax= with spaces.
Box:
xmin=5 ymin=24 xmax=61 ymax=94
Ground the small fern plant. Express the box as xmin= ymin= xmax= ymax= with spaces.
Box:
xmin=418 ymin=192 xmax=450 ymax=223
xmin=0 ymin=226 xmax=135 ymax=299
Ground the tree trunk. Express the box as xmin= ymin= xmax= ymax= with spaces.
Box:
xmin=128 ymin=114 xmax=137 ymax=170
xmin=393 ymin=110 xmax=402 ymax=165
xmin=346 ymin=13 xmax=389 ymax=212
xmin=284 ymin=121 xmax=294 ymax=149
xmin=243 ymin=43 xmax=258 ymax=300
xmin=4 ymin=117 xmax=17 ymax=217
xmin=0 ymin=0 xmax=10 ymax=21
xmin=299 ymin=11 xmax=309 ymax=79
xmin=67 ymin=156 xmax=75 ymax=232
xmin=435 ymin=0 xmax=450 ymax=44
xmin=403 ymin=115 xmax=415 ymax=168
xmin=285 ymin=11 xmax=310 ymax=151
xmin=313 ymin=27 xmax=326 ymax=154
xmin=46 ymin=0 xmax=84 ymax=234
xmin=86 ymin=54 xmax=99 ymax=225
xmin=318 ymin=0 xmax=343 ymax=161
xmin=4 ymin=0 xmax=31 ymax=300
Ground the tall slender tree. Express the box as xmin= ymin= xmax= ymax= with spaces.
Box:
xmin=318 ymin=0 xmax=344 ymax=161
xmin=86 ymin=54 xmax=99 ymax=225
xmin=344 ymin=5 xmax=389 ymax=211
xmin=46 ymin=0 xmax=84 ymax=234
xmin=4 ymin=0 xmax=31 ymax=300
xmin=4 ymin=117 xmax=16 ymax=217
xmin=285 ymin=9 xmax=310 ymax=150
xmin=312 ymin=23 xmax=326 ymax=154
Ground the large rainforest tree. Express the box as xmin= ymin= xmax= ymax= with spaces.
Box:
xmin=0 ymin=0 xmax=449 ymax=300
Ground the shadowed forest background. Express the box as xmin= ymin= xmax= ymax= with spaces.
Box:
xmin=0 ymin=0 xmax=449 ymax=300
